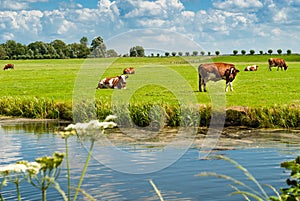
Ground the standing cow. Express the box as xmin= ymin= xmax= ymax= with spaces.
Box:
xmin=198 ymin=62 xmax=240 ymax=92
xmin=96 ymin=75 xmax=128 ymax=89
xmin=123 ymin=67 xmax=135 ymax=74
xmin=3 ymin=64 xmax=14 ymax=70
xmin=268 ymin=58 xmax=288 ymax=71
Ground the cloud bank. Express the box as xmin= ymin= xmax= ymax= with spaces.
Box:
xmin=0 ymin=0 xmax=299 ymax=54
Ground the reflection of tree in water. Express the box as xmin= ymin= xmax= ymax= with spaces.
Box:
xmin=0 ymin=121 xmax=69 ymax=136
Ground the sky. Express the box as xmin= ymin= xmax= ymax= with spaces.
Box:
xmin=0 ymin=0 xmax=300 ymax=55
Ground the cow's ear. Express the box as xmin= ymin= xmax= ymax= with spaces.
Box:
xmin=236 ymin=69 xmax=240 ymax=73
xmin=125 ymin=75 xmax=129 ymax=79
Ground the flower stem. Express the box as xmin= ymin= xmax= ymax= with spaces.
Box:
xmin=16 ymin=181 xmax=21 ymax=201
xmin=65 ymin=138 xmax=71 ymax=201
xmin=73 ymin=140 xmax=94 ymax=201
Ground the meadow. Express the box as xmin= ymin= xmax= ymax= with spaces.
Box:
xmin=0 ymin=55 xmax=299 ymax=127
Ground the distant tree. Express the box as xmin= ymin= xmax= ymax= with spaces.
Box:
xmin=200 ymin=51 xmax=205 ymax=56
xmin=130 ymin=47 xmax=137 ymax=57
xmin=91 ymin=36 xmax=106 ymax=57
xmin=0 ymin=45 xmax=7 ymax=59
xmin=157 ymin=53 xmax=160 ymax=57
xmin=136 ymin=46 xmax=145 ymax=57
xmin=208 ymin=52 xmax=211 ymax=56
xmin=68 ymin=43 xmax=90 ymax=58
xmin=259 ymin=50 xmax=263 ymax=55
xmin=277 ymin=49 xmax=282 ymax=55
xmin=287 ymin=49 xmax=292 ymax=55
xmin=178 ymin=52 xmax=183 ymax=56
xmin=130 ymin=46 xmax=144 ymax=57
xmin=268 ymin=49 xmax=273 ymax=55
xmin=106 ymin=49 xmax=118 ymax=57
xmin=172 ymin=52 xmax=176 ymax=56
xmin=233 ymin=50 xmax=238 ymax=55
xmin=241 ymin=50 xmax=246 ymax=55
xmin=185 ymin=52 xmax=190 ymax=56
xmin=165 ymin=52 xmax=170 ymax=57
xmin=215 ymin=51 xmax=220 ymax=56
xmin=80 ymin=37 xmax=88 ymax=47
xmin=4 ymin=40 xmax=16 ymax=58
xmin=50 ymin=40 xmax=68 ymax=58
xmin=249 ymin=50 xmax=255 ymax=55
xmin=192 ymin=51 xmax=198 ymax=56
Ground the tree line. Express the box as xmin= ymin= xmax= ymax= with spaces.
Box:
xmin=0 ymin=36 xmax=119 ymax=60
xmin=0 ymin=35 xmax=293 ymax=60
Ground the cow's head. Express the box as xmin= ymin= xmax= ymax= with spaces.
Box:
xmin=117 ymin=75 xmax=128 ymax=89
xmin=226 ymin=67 xmax=239 ymax=82
xmin=284 ymin=65 xmax=288 ymax=70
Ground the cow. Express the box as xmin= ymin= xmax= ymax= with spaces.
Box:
xmin=198 ymin=62 xmax=240 ymax=92
xmin=268 ymin=58 xmax=288 ymax=71
xmin=96 ymin=75 xmax=128 ymax=89
xmin=3 ymin=64 xmax=14 ymax=70
xmin=244 ymin=65 xmax=258 ymax=71
xmin=123 ymin=67 xmax=135 ymax=74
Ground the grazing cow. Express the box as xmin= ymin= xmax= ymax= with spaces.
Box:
xmin=244 ymin=65 xmax=258 ymax=71
xmin=3 ymin=64 xmax=14 ymax=70
xmin=96 ymin=75 xmax=128 ymax=89
xmin=123 ymin=67 xmax=135 ymax=74
xmin=268 ymin=58 xmax=288 ymax=71
xmin=198 ymin=62 xmax=240 ymax=92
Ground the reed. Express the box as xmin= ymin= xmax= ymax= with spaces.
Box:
xmin=0 ymin=96 xmax=299 ymax=128
xmin=0 ymin=97 xmax=72 ymax=120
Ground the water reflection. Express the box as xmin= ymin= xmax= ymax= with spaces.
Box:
xmin=0 ymin=121 xmax=300 ymax=200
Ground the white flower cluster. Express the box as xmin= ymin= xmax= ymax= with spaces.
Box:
xmin=65 ymin=116 xmax=117 ymax=133
xmin=0 ymin=162 xmax=41 ymax=175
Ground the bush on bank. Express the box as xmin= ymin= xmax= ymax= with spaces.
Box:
xmin=0 ymin=97 xmax=299 ymax=128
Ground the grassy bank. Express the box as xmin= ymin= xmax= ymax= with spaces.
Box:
xmin=0 ymin=55 xmax=299 ymax=128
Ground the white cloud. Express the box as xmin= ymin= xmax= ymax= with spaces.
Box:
xmin=212 ymin=0 xmax=263 ymax=11
xmin=2 ymin=32 xmax=14 ymax=41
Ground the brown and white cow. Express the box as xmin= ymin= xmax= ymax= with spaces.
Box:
xmin=244 ymin=65 xmax=258 ymax=71
xmin=3 ymin=64 xmax=14 ymax=70
xmin=198 ymin=62 xmax=240 ymax=92
xmin=123 ymin=67 xmax=135 ymax=74
xmin=268 ymin=58 xmax=288 ymax=71
xmin=96 ymin=75 xmax=128 ymax=89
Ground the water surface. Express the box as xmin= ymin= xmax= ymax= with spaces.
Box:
xmin=0 ymin=121 xmax=299 ymax=200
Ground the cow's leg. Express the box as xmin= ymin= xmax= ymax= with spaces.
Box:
xmin=225 ymin=81 xmax=233 ymax=92
xmin=269 ymin=66 xmax=272 ymax=71
xmin=198 ymin=74 xmax=203 ymax=92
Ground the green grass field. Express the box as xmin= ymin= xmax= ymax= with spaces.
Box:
xmin=1 ymin=55 xmax=300 ymax=108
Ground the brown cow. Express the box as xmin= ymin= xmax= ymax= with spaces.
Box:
xmin=268 ymin=58 xmax=288 ymax=71
xmin=244 ymin=65 xmax=258 ymax=71
xmin=96 ymin=75 xmax=128 ymax=89
xmin=198 ymin=62 xmax=240 ymax=92
xmin=3 ymin=64 xmax=14 ymax=70
xmin=123 ymin=67 xmax=135 ymax=74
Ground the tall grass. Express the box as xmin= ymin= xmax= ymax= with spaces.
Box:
xmin=0 ymin=97 xmax=72 ymax=120
xmin=0 ymin=96 xmax=298 ymax=128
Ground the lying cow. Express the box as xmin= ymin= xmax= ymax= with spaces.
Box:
xmin=198 ymin=62 xmax=240 ymax=92
xmin=268 ymin=58 xmax=288 ymax=71
xmin=3 ymin=63 xmax=14 ymax=70
xmin=96 ymin=75 xmax=128 ymax=89
xmin=244 ymin=65 xmax=258 ymax=71
xmin=123 ymin=67 xmax=135 ymax=74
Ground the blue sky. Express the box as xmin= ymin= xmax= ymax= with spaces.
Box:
xmin=0 ymin=0 xmax=299 ymax=55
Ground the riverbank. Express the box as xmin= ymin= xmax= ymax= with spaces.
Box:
xmin=0 ymin=102 xmax=299 ymax=129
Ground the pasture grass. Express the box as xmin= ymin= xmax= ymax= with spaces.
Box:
xmin=0 ymin=55 xmax=300 ymax=127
